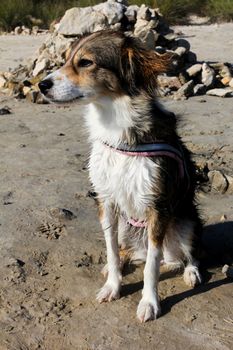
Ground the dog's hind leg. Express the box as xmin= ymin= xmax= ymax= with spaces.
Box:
xmin=137 ymin=209 xmax=166 ymax=322
xmin=96 ymin=200 xmax=122 ymax=303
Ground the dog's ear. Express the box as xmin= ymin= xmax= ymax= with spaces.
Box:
xmin=120 ymin=41 xmax=175 ymax=95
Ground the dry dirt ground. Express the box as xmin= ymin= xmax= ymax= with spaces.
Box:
xmin=0 ymin=24 xmax=233 ymax=350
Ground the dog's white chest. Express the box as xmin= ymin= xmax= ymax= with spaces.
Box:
xmin=89 ymin=142 xmax=158 ymax=220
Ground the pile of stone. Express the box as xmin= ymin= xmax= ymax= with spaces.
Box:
xmin=12 ymin=26 xmax=48 ymax=36
xmin=0 ymin=0 xmax=233 ymax=103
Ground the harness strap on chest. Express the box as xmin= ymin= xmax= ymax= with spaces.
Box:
xmin=103 ymin=141 xmax=189 ymax=228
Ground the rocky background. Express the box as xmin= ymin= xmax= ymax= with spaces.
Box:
xmin=0 ymin=0 xmax=233 ymax=103
xmin=0 ymin=2 xmax=233 ymax=349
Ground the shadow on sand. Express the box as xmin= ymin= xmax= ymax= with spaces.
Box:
xmin=121 ymin=221 xmax=233 ymax=306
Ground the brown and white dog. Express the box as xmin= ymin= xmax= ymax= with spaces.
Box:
xmin=39 ymin=30 xmax=202 ymax=322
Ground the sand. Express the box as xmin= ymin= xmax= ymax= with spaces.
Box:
xmin=0 ymin=24 xmax=233 ymax=350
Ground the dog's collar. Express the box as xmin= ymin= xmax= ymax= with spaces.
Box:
xmin=104 ymin=141 xmax=185 ymax=178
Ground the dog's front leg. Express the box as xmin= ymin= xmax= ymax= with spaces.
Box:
xmin=137 ymin=210 xmax=166 ymax=322
xmin=96 ymin=201 xmax=122 ymax=303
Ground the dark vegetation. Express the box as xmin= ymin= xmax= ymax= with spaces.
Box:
xmin=0 ymin=0 xmax=232 ymax=31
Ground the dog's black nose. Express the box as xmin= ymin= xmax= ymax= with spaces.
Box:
xmin=38 ymin=79 xmax=53 ymax=95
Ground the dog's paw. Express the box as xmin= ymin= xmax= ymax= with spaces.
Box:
xmin=183 ymin=265 xmax=202 ymax=287
xmin=96 ymin=282 xmax=121 ymax=303
xmin=137 ymin=298 xmax=161 ymax=322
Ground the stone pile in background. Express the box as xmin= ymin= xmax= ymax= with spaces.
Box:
xmin=0 ymin=0 xmax=233 ymax=103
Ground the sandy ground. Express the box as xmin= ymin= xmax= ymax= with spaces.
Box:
xmin=173 ymin=23 xmax=233 ymax=62
xmin=0 ymin=24 xmax=233 ymax=350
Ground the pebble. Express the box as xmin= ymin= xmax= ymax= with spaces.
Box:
xmin=208 ymin=170 xmax=228 ymax=194
xmin=186 ymin=64 xmax=202 ymax=77
xmin=50 ymin=207 xmax=76 ymax=220
xmin=202 ymin=63 xmax=215 ymax=87
xmin=0 ymin=75 xmax=6 ymax=88
xmin=0 ymin=107 xmax=11 ymax=115
xmin=193 ymin=83 xmax=206 ymax=96
xmin=222 ymin=265 xmax=233 ymax=279
xmin=175 ymin=80 xmax=194 ymax=98
xmin=206 ymin=88 xmax=233 ymax=97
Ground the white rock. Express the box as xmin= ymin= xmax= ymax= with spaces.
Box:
xmin=14 ymin=26 xmax=22 ymax=35
xmin=57 ymin=7 xmax=107 ymax=36
xmin=174 ymin=47 xmax=186 ymax=56
xmin=202 ymin=63 xmax=215 ymax=87
xmin=0 ymin=75 xmax=6 ymax=89
xmin=229 ymin=78 xmax=233 ymax=88
xmin=32 ymin=58 xmax=49 ymax=77
xmin=125 ymin=5 xmax=139 ymax=22
xmin=134 ymin=18 xmax=158 ymax=49
xmin=186 ymin=64 xmax=202 ymax=77
xmin=94 ymin=0 xmax=125 ymax=25
xmin=193 ymin=83 xmax=206 ymax=95
xmin=206 ymin=88 xmax=233 ymax=97
xmin=137 ymin=4 xmax=151 ymax=21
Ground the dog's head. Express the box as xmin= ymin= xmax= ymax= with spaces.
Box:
xmin=39 ymin=30 xmax=174 ymax=103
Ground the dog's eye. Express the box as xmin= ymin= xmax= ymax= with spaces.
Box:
xmin=78 ymin=59 xmax=93 ymax=67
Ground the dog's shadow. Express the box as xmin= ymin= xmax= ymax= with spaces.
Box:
xmin=121 ymin=221 xmax=233 ymax=312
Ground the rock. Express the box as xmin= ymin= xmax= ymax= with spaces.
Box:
xmin=208 ymin=170 xmax=228 ymax=193
xmin=218 ymin=64 xmax=232 ymax=79
xmin=32 ymin=58 xmax=49 ymax=77
xmin=134 ymin=18 xmax=159 ymax=49
xmin=22 ymin=86 xmax=31 ymax=95
xmin=163 ymin=33 xmax=177 ymax=41
xmin=94 ymin=0 xmax=125 ymax=25
xmin=0 ymin=75 xmax=6 ymax=88
xmin=137 ymin=4 xmax=151 ymax=21
xmin=221 ymin=76 xmax=231 ymax=86
xmin=202 ymin=63 xmax=215 ymax=87
xmin=155 ymin=46 xmax=166 ymax=54
xmin=193 ymin=83 xmax=206 ymax=95
xmin=175 ymin=80 xmax=194 ymax=98
xmin=225 ymin=175 xmax=233 ymax=194
xmin=0 ymin=107 xmax=11 ymax=115
xmin=125 ymin=5 xmax=139 ymax=22
xmin=186 ymin=64 xmax=202 ymax=77
xmin=50 ymin=207 xmax=76 ymax=220
xmin=178 ymin=72 xmax=188 ymax=85
xmin=21 ymin=26 xmax=31 ymax=35
xmin=220 ymin=214 xmax=227 ymax=222
xmin=157 ymin=75 xmax=181 ymax=90
xmin=14 ymin=26 xmax=22 ymax=35
xmin=229 ymin=78 xmax=233 ymax=88
xmin=174 ymin=47 xmax=186 ymax=57
xmin=222 ymin=264 xmax=233 ymax=279
xmin=186 ymin=51 xmax=197 ymax=63
xmin=175 ymin=38 xmax=190 ymax=52
xmin=57 ymin=7 xmax=107 ymax=35
xmin=26 ymin=90 xmax=39 ymax=103
xmin=206 ymin=88 xmax=233 ymax=97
